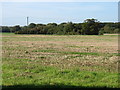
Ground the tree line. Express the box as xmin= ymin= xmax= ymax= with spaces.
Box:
xmin=1 ymin=19 xmax=120 ymax=35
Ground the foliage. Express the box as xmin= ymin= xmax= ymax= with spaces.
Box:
xmin=1 ymin=19 xmax=119 ymax=35
xmin=81 ymin=19 xmax=100 ymax=35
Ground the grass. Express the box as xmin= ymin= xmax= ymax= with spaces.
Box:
xmin=32 ymin=49 xmax=119 ymax=56
xmin=2 ymin=58 xmax=118 ymax=88
xmin=32 ymin=49 xmax=100 ymax=55
xmin=1 ymin=33 xmax=119 ymax=89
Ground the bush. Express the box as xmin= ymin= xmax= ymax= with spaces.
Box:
xmin=99 ymin=29 xmax=104 ymax=35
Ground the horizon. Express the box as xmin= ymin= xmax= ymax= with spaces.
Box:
xmin=2 ymin=2 xmax=118 ymax=26
xmin=1 ymin=20 xmax=118 ymax=27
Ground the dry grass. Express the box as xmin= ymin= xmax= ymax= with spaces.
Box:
xmin=2 ymin=33 xmax=119 ymax=88
xmin=2 ymin=34 xmax=118 ymax=72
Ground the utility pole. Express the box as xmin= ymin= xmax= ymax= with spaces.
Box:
xmin=27 ymin=16 xmax=29 ymax=26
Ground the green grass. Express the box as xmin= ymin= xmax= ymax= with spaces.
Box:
xmin=2 ymin=58 xmax=118 ymax=88
xmin=1 ymin=32 xmax=15 ymax=35
xmin=33 ymin=49 xmax=100 ymax=56
xmin=32 ymin=49 xmax=118 ymax=57
xmin=2 ymin=33 xmax=119 ymax=88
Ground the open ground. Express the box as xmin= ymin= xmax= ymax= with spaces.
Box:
xmin=1 ymin=33 xmax=119 ymax=88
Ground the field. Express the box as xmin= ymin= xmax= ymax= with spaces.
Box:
xmin=1 ymin=33 xmax=119 ymax=88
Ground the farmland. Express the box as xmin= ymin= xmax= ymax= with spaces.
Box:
xmin=1 ymin=33 xmax=119 ymax=88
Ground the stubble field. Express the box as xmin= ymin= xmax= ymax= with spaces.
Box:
xmin=1 ymin=33 xmax=119 ymax=88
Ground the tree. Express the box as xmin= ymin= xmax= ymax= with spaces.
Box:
xmin=73 ymin=23 xmax=82 ymax=34
xmin=114 ymin=28 xmax=119 ymax=33
xmin=99 ymin=28 xmax=104 ymax=35
xmin=63 ymin=22 xmax=74 ymax=34
xmin=13 ymin=25 xmax=21 ymax=32
xmin=46 ymin=23 xmax=57 ymax=34
xmin=47 ymin=23 xmax=57 ymax=26
xmin=2 ymin=26 xmax=10 ymax=32
xmin=81 ymin=18 xmax=100 ymax=35
xmin=14 ymin=19 xmax=119 ymax=35
xmin=56 ymin=23 xmax=65 ymax=35
xmin=103 ymin=24 xmax=113 ymax=33
xmin=28 ymin=23 xmax=36 ymax=28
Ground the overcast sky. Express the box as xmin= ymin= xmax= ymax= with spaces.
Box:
xmin=2 ymin=2 xmax=118 ymax=26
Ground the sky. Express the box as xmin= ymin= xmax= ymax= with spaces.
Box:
xmin=1 ymin=2 xmax=118 ymax=26
xmin=0 ymin=0 xmax=119 ymax=2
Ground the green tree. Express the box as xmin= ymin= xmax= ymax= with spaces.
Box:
xmin=73 ymin=23 xmax=82 ymax=34
xmin=81 ymin=18 xmax=100 ymax=35
xmin=63 ymin=22 xmax=75 ymax=34
xmin=46 ymin=23 xmax=57 ymax=34
xmin=14 ymin=25 xmax=21 ymax=31
xmin=28 ymin=23 xmax=36 ymax=28
xmin=1 ymin=26 xmax=10 ymax=32
xmin=103 ymin=24 xmax=113 ymax=33
xmin=114 ymin=28 xmax=119 ymax=33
